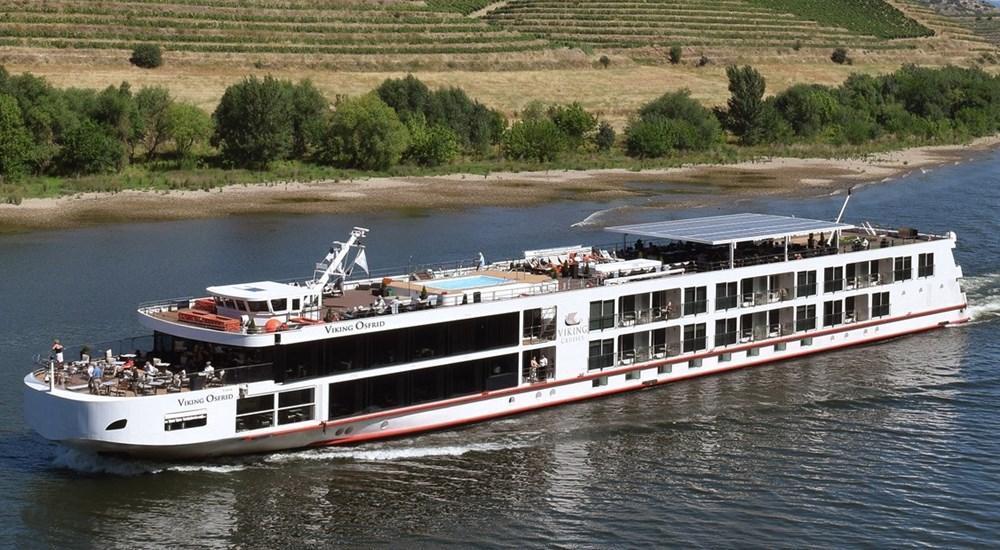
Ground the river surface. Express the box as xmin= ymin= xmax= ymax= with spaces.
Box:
xmin=1 ymin=153 xmax=998 ymax=548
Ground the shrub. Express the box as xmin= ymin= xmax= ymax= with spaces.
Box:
xmin=502 ymin=118 xmax=565 ymax=162
xmin=697 ymin=55 xmax=711 ymax=67
xmin=404 ymin=117 xmax=459 ymax=167
xmin=547 ymin=102 xmax=597 ymax=150
xmin=624 ymin=118 xmax=675 ymax=158
xmin=56 ymin=119 xmax=123 ymax=175
xmin=599 ymin=55 xmax=611 ymax=69
xmin=774 ymin=84 xmax=841 ymax=137
xmin=165 ymin=103 xmax=213 ymax=158
xmin=319 ymin=94 xmax=409 ymax=170
xmin=636 ymin=90 xmax=721 ymax=150
xmin=212 ymin=76 xmax=294 ymax=168
xmin=831 ymin=47 xmax=850 ymax=65
xmin=668 ymin=45 xmax=683 ymax=64
xmin=595 ymin=121 xmax=615 ymax=151
xmin=135 ymin=86 xmax=173 ymax=160
xmin=130 ymin=44 xmax=163 ymax=69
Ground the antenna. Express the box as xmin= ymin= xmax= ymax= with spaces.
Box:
xmin=835 ymin=186 xmax=853 ymax=224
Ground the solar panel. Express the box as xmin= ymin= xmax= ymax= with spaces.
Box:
xmin=606 ymin=213 xmax=854 ymax=245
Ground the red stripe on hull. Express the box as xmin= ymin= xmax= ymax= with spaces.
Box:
xmin=313 ymin=320 xmax=945 ymax=447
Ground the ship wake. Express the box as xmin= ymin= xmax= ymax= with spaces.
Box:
xmin=963 ymin=272 xmax=1000 ymax=324
xmin=266 ymin=441 xmax=521 ymax=463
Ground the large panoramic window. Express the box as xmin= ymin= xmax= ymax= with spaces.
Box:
xmin=796 ymin=270 xmax=817 ymax=297
xmin=823 ymin=300 xmax=843 ymax=327
xmin=715 ymin=318 xmax=737 ymax=347
xmin=277 ymin=311 xmax=519 ymax=383
xmin=588 ymin=339 xmax=614 ymax=370
xmin=327 ymin=354 xmax=518 ymax=420
xmin=871 ymin=292 xmax=891 ymax=318
xmin=796 ymin=305 xmax=816 ymax=332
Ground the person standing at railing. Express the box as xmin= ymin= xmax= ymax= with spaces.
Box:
xmin=51 ymin=339 xmax=64 ymax=366
xmin=539 ymin=355 xmax=550 ymax=380
xmin=529 ymin=356 xmax=540 ymax=382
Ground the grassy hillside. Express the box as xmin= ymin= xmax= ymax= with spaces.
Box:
xmin=0 ymin=0 xmax=968 ymax=68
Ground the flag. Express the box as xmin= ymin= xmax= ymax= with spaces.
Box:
xmin=353 ymin=248 xmax=369 ymax=275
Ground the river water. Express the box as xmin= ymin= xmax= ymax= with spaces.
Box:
xmin=1 ymin=153 xmax=998 ymax=548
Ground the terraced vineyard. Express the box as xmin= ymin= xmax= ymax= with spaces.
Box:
xmin=0 ymin=0 xmax=546 ymax=57
xmin=484 ymin=0 xmax=931 ymax=51
xmin=0 ymin=0 xmax=983 ymax=68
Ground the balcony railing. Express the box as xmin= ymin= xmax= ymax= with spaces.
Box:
xmin=617 ymin=307 xmax=672 ymax=327
xmin=740 ymin=289 xmax=793 ymax=307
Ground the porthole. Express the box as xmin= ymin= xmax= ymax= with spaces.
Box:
xmin=509 ymin=396 xmax=515 ymax=404
xmin=549 ymin=389 xmax=556 ymax=396
xmin=535 ymin=392 xmax=542 ymax=398
xmin=379 ymin=421 xmax=389 ymax=430
xmin=344 ymin=426 xmax=354 ymax=435
xmin=335 ymin=428 xmax=344 ymax=436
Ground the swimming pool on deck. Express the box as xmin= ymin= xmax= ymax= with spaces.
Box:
xmin=426 ymin=275 xmax=512 ymax=291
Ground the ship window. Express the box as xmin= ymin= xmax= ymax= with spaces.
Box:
xmin=106 ymin=419 xmax=127 ymax=431
xmin=592 ymin=376 xmax=608 ymax=388
xmin=715 ymin=318 xmax=737 ymax=347
xmin=248 ymin=301 xmax=268 ymax=313
xmin=682 ymin=323 xmax=706 ymax=353
xmin=588 ymin=339 xmax=614 ymax=370
xmin=715 ymin=282 xmax=738 ymax=310
xmin=893 ymin=256 xmax=912 ymax=281
xmin=719 ymin=353 xmax=732 ymax=362
xmin=271 ymin=298 xmax=287 ymax=312
xmin=872 ymin=292 xmax=890 ymax=317
xmin=918 ymin=253 xmax=934 ymax=277
xmin=748 ymin=347 xmax=760 ymax=357
xmin=689 ymin=358 xmax=702 ymax=368
xmin=237 ymin=394 xmax=274 ymax=415
xmin=279 ymin=388 xmax=314 ymax=408
xmin=164 ymin=412 xmax=207 ymax=431
xmin=237 ymin=300 xmax=249 ymax=311
xmin=823 ymin=300 xmax=844 ymax=327
xmin=225 ymin=299 xmax=238 ymax=309
xmin=277 ymin=387 xmax=315 ymax=425
xmin=796 ymin=270 xmax=817 ymax=297
xmin=589 ymin=300 xmax=615 ymax=331
xmin=327 ymin=354 xmax=518 ymax=420
xmin=801 ymin=337 xmax=813 ymax=346
xmin=683 ymin=286 xmax=707 ymax=316
xmin=824 ymin=266 xmax=843 ymax=293
xmin=626 ymin=370 xmax=641 ymax=381
xmin=796 ymin=305 xmax=816 ymax=331
xmin=523 ymin=306 xmax=557 ymax=343
xmin=292 ymin=298 xmax=301 ymax=311
xmin=658 ymin=364 xmax=673 ymax=374
xmin=774 ymin=342 xmax=787 ymax=351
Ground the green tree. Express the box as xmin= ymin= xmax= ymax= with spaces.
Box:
xmin=375 ymin=74 xmax=433 ymax=123
xmin=0 ymin=94 xmax=34 ymax=182
xmin=319 ymin=94 xmax=409 ymax=170
xmin=212 ymin=75 xmax=294 ymax=168
xmin=595 ymin=121 xmax=616 ymax=151
xmin=165 ymin=102 xmax=213 ymax=158
xmin=287 ymin=80 xmax=329 ymax=159
xmin=547 ymin=102 xmax=597 ymax=150
xmin=92 ymin=83 xmax=142 ymax=167
xmin=501 ymin=118 xmax=565 ymax=162
xmin=135 ymin=86 xmax=173 ymax=160
xmin=773 ymin=84 xmax=841 ymax=137
xmin=724 ymin=65 xmax=768 ymax=145
xmin=56 ymin=119 xmax=123 ymax=175
xmin=0 ymin=71 xmax=79 ymax=172
xmin=130 ymin=44 xmax=163 ymax=69
xmin=831 ymin=47 xmax=849 ymax=65
xmin=404 ymin=116 xmax=459 ymax=167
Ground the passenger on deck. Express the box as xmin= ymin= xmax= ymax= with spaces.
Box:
xmin=538 ymin=355 xmax=550 ymax=378
xmin=529 ymin=356 xmax=540 ymax=381
xmin=202 ymin=361 xmax=215 ymax=377
xmin=51 ymin=340 xmax=64 ymax=366
xmin=146 ymin=362 xmax=160 ymax=376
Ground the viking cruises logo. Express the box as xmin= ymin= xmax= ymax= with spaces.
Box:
xmin=564 ymin=312 xmax=582 ymax=326
xmin=558 ymin=312 xmax=588 ymax=343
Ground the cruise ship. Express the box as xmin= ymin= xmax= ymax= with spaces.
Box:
xmin=23 ymin=213 xmax=969 ymax=459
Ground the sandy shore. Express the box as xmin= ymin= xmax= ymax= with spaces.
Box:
xmin=2 ymin=136 xmax=997 ymax=234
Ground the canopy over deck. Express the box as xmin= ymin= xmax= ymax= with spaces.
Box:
xmin=606 ymin=213 xmax=854 ymax=246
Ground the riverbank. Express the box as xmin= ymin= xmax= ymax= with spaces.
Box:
xmin=1 ymin=136 xmax=997 ymax=234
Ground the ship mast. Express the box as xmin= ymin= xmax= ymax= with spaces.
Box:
xmin=311 ymin=226 xmax=369 ymax=290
